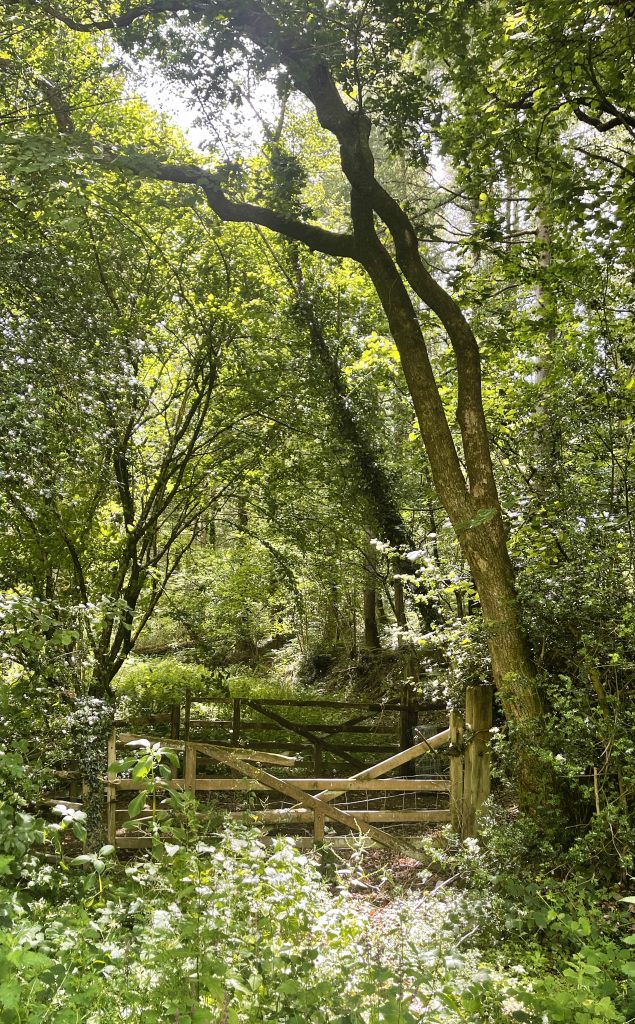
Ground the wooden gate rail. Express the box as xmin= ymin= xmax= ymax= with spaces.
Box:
xmin=117 ymin=734 xmax=297 ymax=767
xmin=112 ymin=777 xmax=451 ymax=792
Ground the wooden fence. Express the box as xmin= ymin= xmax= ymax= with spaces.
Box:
xmin=103 ymin=685 xmax=493 ymax=857
xmin=115 ymin=687 xmax=442 ymax=776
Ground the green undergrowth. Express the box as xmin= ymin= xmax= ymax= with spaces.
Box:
xmin=2 ymin=743 xmax=634 ymax=1024
xmin=114 ymin=643 xmax=418 ymax=718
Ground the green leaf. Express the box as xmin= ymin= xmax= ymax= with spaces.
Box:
xmin=127 ymin=790 xmax=147 ymax=819
xmin=191 ymin=1008 xmax=214 ymax=1023
xmin=72 ymin=820 xmax=87 ymax=841
xmin=0 ymin=980 xmax=22 ymax=1010
xmin=456 ymin=507 xmax=497 ymax=532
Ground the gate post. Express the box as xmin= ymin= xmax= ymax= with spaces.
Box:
xmin=462 ymin=685 xmax=493 ymax=838
xmin=449 ymin=709 xmax=464 ymax=834
xmin=184 ymin=743 xmax=197 ymax=796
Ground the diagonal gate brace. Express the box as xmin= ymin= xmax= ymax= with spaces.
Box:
xmin=197 ymin=741 xmax=426 ymax=861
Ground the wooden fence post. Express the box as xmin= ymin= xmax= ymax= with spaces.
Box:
xmin=232 ymin=698 xmax=241 ymax=745
xmin=184 ymin=688 xmax=192 ymax=742
xmin=462 ymin=685 xmax=493 ymax=838
xmin=170 ymin=703 xmax=181 ymax=740
xmin=106 ymin=729 xmax=117 ymax=847
xmin=184 ymin=742 xmax=197 ymax=796
xmin=400 ymin=684 xmax=415 ymax=777
xmin=449 ymin=709 xmax=464 ymax=835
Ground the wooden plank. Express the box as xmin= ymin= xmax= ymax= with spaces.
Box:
xmin=243 ymin=699 xmax=364 ymax=768
xmin=245 ymin=698 xmax=444 ymax=711
xmin=113 ymin=777 xmax=451 ymax=792
xmin=187 ymin=719 xmax=233 ymax=728
xmin=449 ymin=709 xmax=464 ymax=834
xmin=183 ymin=695 xmax=446 ymax=712
xmin=188 ymin=722 xmax=394 ymax=736
xmin=193 ymin=741 xmax=296 ymax=767
xmin=235 ymin=809 xmax=451 ymax=824
xmin=116 ymin=836 xmax=153 ymax=849
xmin=41 ymin=798 xmax=84 ymax=809
xmin=313 ymin=805 xmax=325 ymax=842
xmin=203 ymin=739 xmax=399 ymax=755
xmin=462 ymin=686 xmax=493 ymax=838
xmin=193 ymin=697 xmax=403 ymax=710
xmin=116 ymin=734 xmax=296 ymax=767
xmin=160 ymin=731 xmax=398 ymax=752
xmin=183 ymin=741 xmax=427 ymax=860
xmin=311 ymin=728 xmax=451 ymax=805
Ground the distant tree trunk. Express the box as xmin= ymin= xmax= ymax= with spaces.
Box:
xmin=322 ymin=583 xmax=341 ymax=649
xmin=377 ymin=590 xmax=390 ymax=628
xmin=363 ymin=540 xmax=381 ymax=650
xmin=393 ymin=578 xmax=407 ymax=628
xmin=363 ymin=586 xmax=380 ymax=650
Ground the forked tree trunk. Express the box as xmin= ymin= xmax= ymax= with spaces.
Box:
xmin=48 ymin=0 xmax=547 ymax=784
xmin=461 ymin=521 xmax=542 ymax=723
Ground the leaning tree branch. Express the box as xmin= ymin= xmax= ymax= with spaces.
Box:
xmin=94 ymin=148 xmax=357 ymax=258
xmin=1 ymin=50 xmax=357 ymax=260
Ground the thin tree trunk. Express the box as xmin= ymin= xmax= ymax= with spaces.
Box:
xmin=363 ymin=540 xmax=381 ymax=650
xmin=394 ymin=578 xmax=407 ymax=628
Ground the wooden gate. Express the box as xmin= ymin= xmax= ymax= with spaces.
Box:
xmin=104 ymin=685 xmax=493 ymax=857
